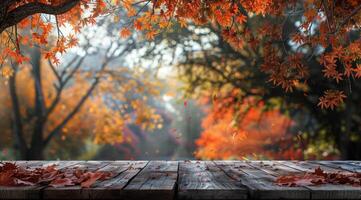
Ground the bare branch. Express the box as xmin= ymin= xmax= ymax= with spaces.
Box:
xmin=45 ymin=55 xmax=86 ymax=118
xmin=43 ymin=64 xmax=107 ymax=146
xmin=43 ymin=52 xmax=112 ymax=146
xmin=48 ymin=59 xmax=62 ymax=83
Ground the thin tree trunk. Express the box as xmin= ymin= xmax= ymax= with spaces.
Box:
xmin=8 ymin=66 xmax=28 ymax=159
xmin=29 ymin=47 xmax=45 ymax=160
xmin=341 ymin=92 xmax=359 ymax=159
xmin=337 ymin=88 xmax=352 ymax=160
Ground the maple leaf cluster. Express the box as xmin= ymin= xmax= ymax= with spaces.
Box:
xmin=0 ymin=162 xmax=113 ymax=188
xmin=317 ymin=90 xmax=347 ymax=109
xmin=139 ymin=0 xmax=360 ymax=109
xmin=1 ymin=0 xmax=360 ymax=109
xmin=276 ymin=166 xmax=361 ymax=187
xmin=137 ymin=0 xmax=360 ymax=109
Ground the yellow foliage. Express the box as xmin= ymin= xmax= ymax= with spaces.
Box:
xmin=1 ymin=65 xmax=14 ymax=79
xmin=0 ymin=57 xmax=163 ymax=154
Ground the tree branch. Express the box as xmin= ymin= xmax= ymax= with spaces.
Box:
xmin=0 ymin=0 xmax=80 ymax=33
xmin=30 ymin=47 xmax=47 ymax=155
xmin=45 ymin=55 xmax=86 ymax=118
xmin=43 ymin=58 xmax=109 ymax=147
xmin=48 ymin=59 xmax=62 ymax=83
xmin=43 ymin=39 xmax=134 ymax=147
xmin=334 ymin=3 xmax=361 ymax=34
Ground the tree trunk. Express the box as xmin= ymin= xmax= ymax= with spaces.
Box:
xmin=338 ymin=93 xmax=353 ymax=160
xmin=30 ymin=47 xmax=46 ymax=160
xmin=339 ymin=109 xmax=361 ymax=160
xmin=8 ymin=69 xmax=28 ymax=159
xmin=26 ymin=145 xmax=44 ymax=160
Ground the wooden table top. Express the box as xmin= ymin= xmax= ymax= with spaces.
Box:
xmin=1 ymin=160 xmax=361 ymax=199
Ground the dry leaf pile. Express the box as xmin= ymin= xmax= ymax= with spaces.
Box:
xmin=276 ymin=167 xmax=361 ymax=187
xmin=0 ymin=162 xmax=113 ymax=188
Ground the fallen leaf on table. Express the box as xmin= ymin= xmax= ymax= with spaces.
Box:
xmin=0 ymin=162 xmax=113 ymax=188
xmin=50 ymin=178 xmax=74 ymax=188
xmin=276 ymin=166 xmax=361 ymax=187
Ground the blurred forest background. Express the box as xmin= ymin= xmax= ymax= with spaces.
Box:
xmin=0 ymin=3 xmax=360 ymax=161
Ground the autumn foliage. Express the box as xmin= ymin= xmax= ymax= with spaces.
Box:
xmin=0 ymin=0 xmax=360 ymax=160
xmin=1 ymin=0 xmax=360 ymax=109
xmin=195 ymin=90 xmax=303 ymax=160
xmin=0 ymin=57 xmax=163 ymax=157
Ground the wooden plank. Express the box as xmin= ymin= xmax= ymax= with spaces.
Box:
xmin=312 ymin=161 xmax=361 ymax=173
xmin=42 ymin=161 xmax=110 ymax=199
xmin=178 ymin=161 xmax=247 ymax=200
xmin=81 ymin=161 xmax=148 ymax=199
xmin=0 ymin=161 xmax=46 ymax=200
xmin=2 ymin=160 xmax=361 ymax=200
xmin=0 ymin=161 xmax=79 ymax=200
xmin=279 ymin=161 xmax=361 ymax=199
xmin=215 ymin=161 xmax=310 ymax=199
xmin=0 ymin=161 xmax=147 ymax=200
xmin=121 ymin=161 xmax=178 ymax=200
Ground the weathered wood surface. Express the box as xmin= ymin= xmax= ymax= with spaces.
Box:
xmin=279 ymin=161 xmax=361 ymax=199
xmin=215 ymin=161 xmax=310 ymax=199
xmin=178 ymin=161 xmax=247 ymax=199
xmin=122 ymin=161 xmax=178 ymax=200
xmin=0 ymin=161 xmax=79 ymax=199
xmin=1 ymin=161 xmax=361 ymax=199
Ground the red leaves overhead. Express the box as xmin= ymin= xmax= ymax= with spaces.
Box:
xmin=0 ymin=162 xmax=112 ymax=188
xmin=276 ymin=167 xmax=361 ymax=187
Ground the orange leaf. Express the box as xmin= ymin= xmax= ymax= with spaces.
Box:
xmin=120 ymin=28 xmax=131 ymax=38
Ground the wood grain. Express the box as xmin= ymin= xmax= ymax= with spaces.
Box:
xmin=178 ymin=161 xmax=247 ymax=199
xmin=1 ymin=161 xmax=361 ymax=199
xmin=279 ymin=161 xmax=361 ymax=199
xmin=43 ymin=161 xmax=110 ymax=199
xmin=82 ymin=161 xmax=148 ymax=199
xmin=215 ymin=161 xmax=310 ymax=199
xmin=122 ymin=161 xmax=178 ymax=200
